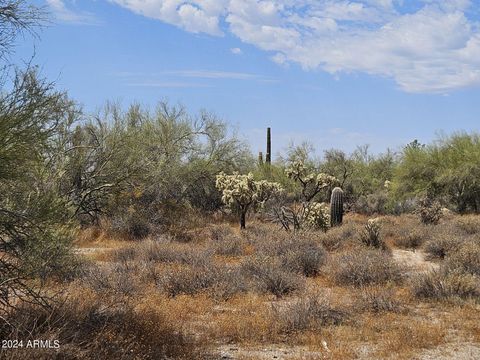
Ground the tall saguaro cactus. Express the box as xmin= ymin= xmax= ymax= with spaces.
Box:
xmin=266 ymin=127 xmax=271 ymax=164
xmin=330 ymin=187 xmax=344 ymax=227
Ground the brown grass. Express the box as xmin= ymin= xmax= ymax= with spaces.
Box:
xmin=4 ymin=214 xmax=480 ymax=359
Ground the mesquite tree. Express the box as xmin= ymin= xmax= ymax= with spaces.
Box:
xmin=216 ymin=172 xmax=282 ymax=229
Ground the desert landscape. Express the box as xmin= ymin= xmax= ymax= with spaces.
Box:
xmin=1 ymin=1 xmax=480 ymax=359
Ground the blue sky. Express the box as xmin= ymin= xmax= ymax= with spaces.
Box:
xmin=16 ymin=0 xmax=480 ymax=155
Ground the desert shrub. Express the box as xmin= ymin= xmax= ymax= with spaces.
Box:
xmin=253 ymin=235 xmax=328 ymax=277
xmin=110 ymin=210 xmax=151 ymax=239
xmin=355 ymin=192 xmax=388 ymax=215
xmin=82 ymin=263 xmax=140 ymax=297
xmin=160 ymin=263 xmax=247 ymax=299
xmin=359 ymin=218 xmax=386 ymax=249
xmin=161 ymin=265 xmax=222 ymax=297
xmin=209 ymin=225 xmax=245 ymax=256
xmin=210 ymin=267 xmax=249 ymax=300
xmin=416 ymin=197 xmax=443 ymax=225
xmin=424 ymin=236 xmax=462 ymax=259
xmin=213 ymin=236 xmax=245 ymax=256
xmin=357 ymin=286 xmax=402 ymax=313
xmin=394 ymin=226 xmax=429 ymax=249
xmin=242 ymin=256 xmax=304 ymax=297
xmin=281 ymin=240 xmax=328 ymax=277
xmin=137 ymin=239 xmax=212 ymax=266
xmin=0 ymin=294 xmax=202 ymax=360
xmin=455 ymin=215 xmax=480 ymax=235
xmin=110 ymin=246 xmax=137 ymax=263
xmin=445 ymin=241 xmax=480 ymax=276
xmin=273 ymin=292 xmax=345 ymax=333
xmin=209 ymin=223 xmax=237 ymax=241
xmin=331 ymin=249 xmax=401 ymax=287
xmin=412 ymin=269 xmax=480 ymax=301
xmin=319 ymin=223 xmax=358 ymax=251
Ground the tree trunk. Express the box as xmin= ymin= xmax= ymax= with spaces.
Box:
xmin=240 ymin=211 xmax=246 ymax=230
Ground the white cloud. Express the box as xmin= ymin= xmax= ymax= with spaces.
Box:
xmin=109 ymin=0 xmax=225 ymax=35
xmin=47 ymin=0 xmax=99 ymax=25
xmin=109 ymin=0 xmax=480 ymax=93
xmin=230 ymin=47 xmax=242 ymax=54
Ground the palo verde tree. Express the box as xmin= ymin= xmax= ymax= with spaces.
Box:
xmin=0 ymin=1 xmax=78 ymax=318
xmin=216 ymin=172 xmax=282 ymax=229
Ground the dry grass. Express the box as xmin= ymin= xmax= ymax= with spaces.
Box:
xmin=3 ymin=214 xmax=480 ymax=359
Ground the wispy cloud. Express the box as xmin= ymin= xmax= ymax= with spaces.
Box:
xmin=166 ymin=70 xmax=268 ymax=80
xmin=230 ymin=47 xmax=243 ymax=55
xmin=47 ymin=0 xmax=100 ymax=25
xmin=126 ymin=81 xmax=211 ymax=88
xmin=114 ymin=69 xmax=277 ymax=86
xmin=109 ymin=0 xmax=480 ymax=93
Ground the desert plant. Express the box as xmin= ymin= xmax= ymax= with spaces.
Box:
xmin=424 ymin=236 xmax=461 ymax=259
xmin=359 ymin=218 xmax=385 ymax=249
xmin=358 ymin=286 xmax=402 ymax=313
xmin=445 ymin=241 xmax=480 ymax=276
xmin=304 ymin=202 xmax=330 ymax=232
xmin=331 ymin=248 xmax=401 ymax=286
xmin=270 ymin=160 xmax=337 ymax=232
xmin=416 ymin=197 xmax=443 ymax=225
xmin=412 ymin=269 xmax=480 ymax=301
xmin=394 ymin=227 xmax=428 ymax=249
xmin=281 ymin=239 xmax=328 ymax=277
xmin=273 ymin=292 xmax=345 ymax=333
xmin=266 ymin=127 xmax=271 ymax=164
xmin=216 ymin=172 xmax=282 ymax=229
xmin=330 ymin=187 xmax=344 ymax=226
xmin=242 ymin=256 xmax=304 ymax=297
xmin=161 ymin=264 xmax=223 ymax=297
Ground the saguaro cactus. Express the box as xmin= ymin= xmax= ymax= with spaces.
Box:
xmin=266 ymin=127 xmax=271 ymax=164
xmin=258 ymin=151 xmax=264 ymax=165
xmin=330 ymin=187 xmax=344 ymax=227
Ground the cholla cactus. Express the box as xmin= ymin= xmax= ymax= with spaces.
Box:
xmin=285 ymin=160 xmax=337 ymax=201
xmin=216 ymin=172 xmax=282 ymax=229
xmin=384 ymin=180 xmax=392 ymax=190
xmin=305 ymin=202 xmax=330 ymax=232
